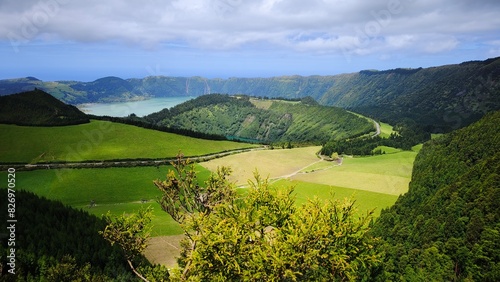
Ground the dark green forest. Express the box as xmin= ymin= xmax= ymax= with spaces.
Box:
xmin=144 ymin=94 xmax=373 ymax=144
xmin=371 ymin=110 xmax=500 ymax=281
xmin=0 ymin=190 xmax=141 ymax=281
xmin=0 ymin=90 xmax=89 ymax=126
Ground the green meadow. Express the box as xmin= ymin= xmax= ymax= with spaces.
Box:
xmin=378 ymin=121 xmax=396 ymax=138
xmin=273 ymin=180 xmax=399 ymax=217
xmin=2 ymin=165 xmax=212 ymax=236
xmin=0 ymin=120 xmax=256 ymax=163
xmin=292 ymin=150 xmax=417 ymax=195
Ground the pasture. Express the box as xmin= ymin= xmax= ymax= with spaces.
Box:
xmin=200 ymin=146 xmax=322 ymax=186
xmin=274 ymin=180 xmax=399 ymax=217
xmin=0 ymin=120 xmax=256 ymax=163
xmin=292 ymin=151 xmax=417 ymax=195
xmin=378 ymin=121 xmax=396 ymax=138
xmin=2 ymin=165 xmax=213 ymax=236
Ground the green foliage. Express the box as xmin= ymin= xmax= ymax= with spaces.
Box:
xmin=371 ymin=110 xmax=500 ymax=280
xmin=154 ymin=154 xmax=236 ymax=223
xmin=101 ymin=207 xmax=153 ymax=260
xmin=173 ymin=174 xmax=381 ymax=281
xmin=146 ymin=94 xmax=372 ymax=144
xmin=42 ymin=255 xmax=106 ymax=282
xmin=0 ymin=189 xmax=134 ymax=280
xmin=101 ymin=206 xmax=163 ymax=281
xmin=321 ymin=121 xmax=430 ymax=156
xmin=152 ymin=157 xmax=382 ymax=281
xmin=0 ymin=89 xmax=89 ymax=126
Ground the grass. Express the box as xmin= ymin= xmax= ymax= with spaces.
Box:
xmin=81 ymin=202 xmax=183 ymax=237
xmin=273 ymin=179 xmax=399 ymax=217
xmin=201 ymin=145 xmax=417 ymax=196
xmin=373 ymin=145 xmax=402 ymax=154
xmin=0 ymin=120 xmax=256 ymax=163
xmin=292 ymin=151 xmax=417 ymax=195
xmin=249 ymin=98 xmax=273 ymax=110
xmin=199 ymin=146 xmax=322 ymax=186
xmin=0 ymin=164 xmax=213 ymax=236
xmin=2 ymin=144 xmax=417 ymax=266
xmin=378 ymin=121 xmax=396 ymax=138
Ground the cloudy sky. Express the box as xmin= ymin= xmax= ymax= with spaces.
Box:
xmin=1 ymin=0 xmax=499 ymax=81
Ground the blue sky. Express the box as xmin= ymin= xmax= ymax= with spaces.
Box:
xmin=1 ymin=0 xmax=499 ymax=81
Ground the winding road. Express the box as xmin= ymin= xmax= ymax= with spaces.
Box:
xmin=372 ymin=119 xmax=381 ymax=137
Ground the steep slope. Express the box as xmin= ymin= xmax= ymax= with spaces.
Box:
xmin=146 ymin=94 xmax=373 ymax=144
xmin=320 ymin=58 xmax=500 ymax=133
xmin=0 ymin=89 xmax=89 ymax=126
xmin=371 ymin=111 xmax=500 ymax=281
xmin=0 ymin=189 xmax=134 ymax=280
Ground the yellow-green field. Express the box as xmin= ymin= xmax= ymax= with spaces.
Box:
xmin=199 ymin=144 xmax=418 ymax=224
xmin=200 ymin=146 xmax=323 ymax=186
xmin=379 ymin=121 xmax=396 ymax=138
xmin=0 ymin=120 xmax=256 ymax=163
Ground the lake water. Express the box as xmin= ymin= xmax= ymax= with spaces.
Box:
xmin=78 ymin=96 xmax=195 ymax=117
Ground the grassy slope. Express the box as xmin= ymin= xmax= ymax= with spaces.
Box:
xmin=199 ymin=146 xmax=322 ymax=186
xmin=378 ymin=121 xmax=396 ymax=138
xmin=274 ymin=180 xmax=398 ymax=217
xmin=292 ymin=151 xmax=417 ymax=195
xmin=0 ymin=120 xmax=256 ymax=163
xmin=201 ymin=145 xmax=416 ymax=213
xmin=1 ymin=165 xmax=212 ymax=236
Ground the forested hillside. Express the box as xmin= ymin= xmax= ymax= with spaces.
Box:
xmin=371 ymin=110 xmax=500 ymax=281
xmin=2 ymin=57 xmax=498 ymax=132
xmin=0 ymin=190 xmax=136 ymax=280
xmin=145 ymin=94 xmax=373 ymax=144
xmin=0 ymin=89 xmax=89 ymax=126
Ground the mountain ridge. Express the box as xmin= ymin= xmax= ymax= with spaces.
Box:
xmin=1 ymin=56 xmax=499 ymax=132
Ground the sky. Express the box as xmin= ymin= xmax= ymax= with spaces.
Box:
xmin=1 ymin=0 xmax=500 ymax=81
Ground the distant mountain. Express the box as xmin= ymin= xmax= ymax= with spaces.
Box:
xmin=1 ymin=57 xmax=498 ymax=132
xmin=145 ymin=94 xmax=373 ymax=144
xmin=0 ymin=89 xmax=89 ymax=126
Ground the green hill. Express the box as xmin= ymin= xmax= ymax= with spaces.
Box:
xmin=0 ymin=89 xmax=89 ymax=126
xmin=0 ymin=120 xmax=256 ymax=163
xmin=145 ymin=94 xmax=373 ymax=144
xmin=371 ymin=110 xmax=500 ymax=280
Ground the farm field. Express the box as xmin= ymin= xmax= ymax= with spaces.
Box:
xmin=199 ymin=146 xmax=323 ymax=186
xmin=291 ymin=151 xmax=417 ymax=195
xmin=274 ymin=180 xmax=399 ymax=217
xmin=0 ymin=120 xmax=256 ymax=163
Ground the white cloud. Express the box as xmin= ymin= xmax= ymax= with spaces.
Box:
xmin=1 ymin=0 xmax=499 ymax=56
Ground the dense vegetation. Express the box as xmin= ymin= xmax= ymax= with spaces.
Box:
xmin=0 ymin=189 xmax=138 ymax=280
xmin=2 ymin=57 xmax=498 ymax=133
xmin=371 ymin=110 xmax=500 ymax=280
xmin=145 ymin=94 xmax=373 ymax=144
xmin=0 ymin=89 xmax=89 ymax=126
xmin=321 ymin=120 xmax=431 ymax=156
xmin=106 ymin=156 xmax=381 ymax=280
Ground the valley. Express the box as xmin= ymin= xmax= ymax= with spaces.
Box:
xmin=0 ymin=56 xmax=499 ymax=280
